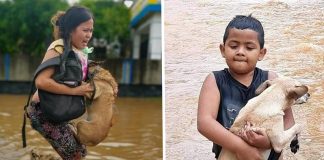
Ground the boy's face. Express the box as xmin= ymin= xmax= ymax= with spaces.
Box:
xmin=220 ymin=28 xmax=266 ymax=75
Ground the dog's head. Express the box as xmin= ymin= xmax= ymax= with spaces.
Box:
xmin=86 ymin=62 xmax=118 ymax=100
xmin=255 ymin=77 xmax=309 ymax=107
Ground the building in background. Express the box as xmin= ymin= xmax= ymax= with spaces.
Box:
xmin=131 ymin=0 xmax=161 ymax=60
xmin=123 ymin=0 xmax=161 ymax=85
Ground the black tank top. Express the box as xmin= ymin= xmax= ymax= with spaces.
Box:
xmin=212 ymin=67 xmax=281 ymax=160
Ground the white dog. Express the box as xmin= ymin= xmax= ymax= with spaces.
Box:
xmin=218 ymin=77 xmax=309 ymax=160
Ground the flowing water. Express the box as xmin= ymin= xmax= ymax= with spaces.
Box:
xmin=165 ymin=0 xmax=323 ymax=159
xmin=0 ymin=95 xmax=162 ymax=160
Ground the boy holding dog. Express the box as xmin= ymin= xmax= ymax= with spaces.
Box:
xmin=197 ymin=15 xmax=296 ymax=160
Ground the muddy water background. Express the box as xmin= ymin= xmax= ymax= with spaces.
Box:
xmin=165 ymin=0 xmax=323 ymax=159
xmin=0 ymin=95 xmax=162 ymax=160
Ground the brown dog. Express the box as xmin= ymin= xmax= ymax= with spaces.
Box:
xmin=73 ymin=63 xmax=118 ymax=146
xmin=218 ymin=77 xmax=309 ymax=160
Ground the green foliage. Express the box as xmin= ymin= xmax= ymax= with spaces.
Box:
xmin=79 ymin=0 xmax=130 ymax=43
xmin=0 ymin=0 xmax=130 ymax=57
xmin=0 ymin=1 xmax=11 ymax=54
xmin=0 ymin=0 xmax=68 ymax=56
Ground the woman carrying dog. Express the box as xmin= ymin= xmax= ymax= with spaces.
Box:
xmin=26 ymin=6 xmax=94 ymax=159
xmin=197 ymin=15 xmax=296 ymax=160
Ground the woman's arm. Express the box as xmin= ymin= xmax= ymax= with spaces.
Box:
xmin=35 ymin=49 xmax=93 ymax=96
xmin=197 ymin=73 xmax=262 ymax=160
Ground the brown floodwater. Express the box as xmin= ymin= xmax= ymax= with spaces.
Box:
xmin=165 ymin=0 xmax=323 ymax=159
xmin=0 ymin=95 xmax=162 ymax=160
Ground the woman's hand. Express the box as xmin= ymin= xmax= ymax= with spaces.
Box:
xmin=73 ymin=82 xmax=94 ymax=96
xmin=239 ymin=122 xmax=271 ymax=149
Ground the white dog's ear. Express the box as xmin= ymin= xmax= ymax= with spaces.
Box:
xmin=288 ymin=85 xmax=308 ymax=100
xmin=255 ymin=80 xmax=272 ymax=95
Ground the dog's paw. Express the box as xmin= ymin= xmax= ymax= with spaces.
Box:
xmin=290 ymin=135 xmax=299 ymax=154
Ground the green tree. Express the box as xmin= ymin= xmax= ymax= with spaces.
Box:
xmin=0 ymin=0 xmax=68 ymax=56
xmin=0 ymin=1 xmax=13 ymax=54
xmin=79 ymin=0 xmax=130 ymax=47
xmin=0 ymin=0 xmax=130 ymax=57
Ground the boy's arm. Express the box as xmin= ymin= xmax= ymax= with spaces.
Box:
xmin=197 ymin=73 xmax=262 ymax=160
xmin=283 ymin=107 xmax=295 ymax=129
xmin=239 ymin=123 xmax=271 ymax=149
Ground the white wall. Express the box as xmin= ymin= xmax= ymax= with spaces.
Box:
xmin=132 ymin=13 xmax=161 ymax=60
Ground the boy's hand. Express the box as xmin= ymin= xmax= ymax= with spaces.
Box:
xmin=238 ymin=122 xmax=271 ymax=149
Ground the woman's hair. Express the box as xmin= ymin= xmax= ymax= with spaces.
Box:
xmin=51 ymin=6 xmax=93 ymax=51
xmin=223 ymin=14 xmax=265 ymax=48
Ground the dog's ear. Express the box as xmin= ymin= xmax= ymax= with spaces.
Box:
xmin=255 ymin=80 xmax=272 ymax=95
xmin=287 ymin=85 xmax=308 ymax=100
xmin=93 ymin=85 xmax=102 ymax=99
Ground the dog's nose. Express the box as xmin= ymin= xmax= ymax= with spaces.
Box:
xmin=295 ymin=93 xmax=310 ymax=104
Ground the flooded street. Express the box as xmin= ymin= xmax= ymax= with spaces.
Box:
xmin=0 ymin=95 xmax=162 ymax=160
xmin=165 ymin=0 xmax=323 ymax=159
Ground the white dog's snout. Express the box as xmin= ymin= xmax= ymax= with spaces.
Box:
xmin=295 ymin=93 xmax=310 ymax=104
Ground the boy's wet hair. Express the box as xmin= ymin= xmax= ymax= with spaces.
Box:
xmin=223 ymin=14 xmax=265 ymax=48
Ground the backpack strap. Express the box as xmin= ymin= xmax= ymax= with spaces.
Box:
xmin=34 ymin=57 xmax=61 ymax=77
xmin=22 ymin=56 xmax=61 ymax=148
xmin=47 ymin=39 xmax=64 ymax=53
